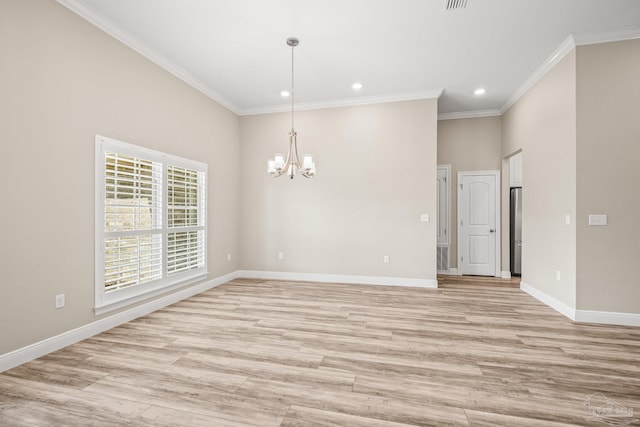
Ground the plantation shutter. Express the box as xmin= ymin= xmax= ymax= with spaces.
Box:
xmin=167 ymin=166 xmax=206 ymax=275
xmin=103 ymin=152 xmax=163 ymax=291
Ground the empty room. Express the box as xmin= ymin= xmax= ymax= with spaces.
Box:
xmin=1 ymin=0 xmax=640 ymax=425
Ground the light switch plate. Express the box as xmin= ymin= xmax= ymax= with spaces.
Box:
xmin=420 ymin=214 xmax=429 ymax=222
xmin=588 ymin=214 xmax=607 ymax=226
xmin=55 ymin=294 xmax=65 ymax=309
xmin=565 ymin=214 xmax=571 ymax=225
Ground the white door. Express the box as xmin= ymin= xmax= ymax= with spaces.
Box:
xmin=458 ymin=171 xmax=500 ymax=277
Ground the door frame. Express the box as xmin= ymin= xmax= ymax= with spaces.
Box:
xmin=437 ymin=164 xmax=451 ymax=246
xmin=457 ymin=170 xmax=501 ymax=278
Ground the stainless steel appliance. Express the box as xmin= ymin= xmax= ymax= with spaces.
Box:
xmin=510 ymin=187 xmax=522 ymax=276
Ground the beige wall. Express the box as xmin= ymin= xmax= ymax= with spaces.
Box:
xmin=239 ymin=100 xmax=438 ymax=280
xmin=502 ymin=50 xmax=577 ymax=308
xmin=437 ymin=117 xmax=502 ymax=269
xmin=0 ymin=0 xmax=239 ymax=354
xmin=576 ymin=40 xmax=640 ymax=313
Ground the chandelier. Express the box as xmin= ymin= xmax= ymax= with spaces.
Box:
xmin=267 ymin=37 xmax=316 ymax=179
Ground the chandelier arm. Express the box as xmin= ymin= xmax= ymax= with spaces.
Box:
xmin=283 ymin=131 xmax=295 ymax=167
xmin=291 ymin=131 xmax=304 ymax=170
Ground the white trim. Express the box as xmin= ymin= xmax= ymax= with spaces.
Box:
xmin=520 ymin=281 xmax=576 ymax=321
xmin=56 ymin=0 xmax=240 ymax=115
xmin=33 ymin=1 xmax=443 ymax=118
xmin=236 ymin=270 xmax=438 ymax=288
xmin=457 ymin=170 xmax=501 ymax=278
xmin=238 ymin=90 xmax=444 ymax=116
xmin=50 ymin=4 xmax=640 ymax=120
xmin=521 ymin=281 xmax=640 ymax=327
xmin=95 ymin=135 xmax=208 ymax=312
xmin=437 ymin=164 xmax=452 ymax=246
xmin=501 ymin=35 xmax=576 ymax=114
xmin=574 ymin=310 xmax=640 ymax=327
xmin=438 ymin=109 xmax=501 ymax=121
xmin=501 ymin=271 xmax=512 ymax=279
xmin=0 ymin=271 xmax=239 ymax=373
xmin=501 ymin=26 xmax=640 ymax=115
xmin=573 ymin=25 xmax=640 ymax=46
xmin=93 ymin=272 xmax=207 ymax=316
xmin=0 ymin=269 xmax=438 ymax=372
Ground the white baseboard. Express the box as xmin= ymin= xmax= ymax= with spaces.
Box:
xmin=0 ymin=269 xmax=437 ymax=372
xmin=0 ymin=271 xmax=239 ymax=373
xmin=575 ymin=310 xmax=640 ymax=327
xmin=520 ymin=281 xmax=576 ymax=321
xmin=236 ymin=270 xmax=438 ymax=288
xmin=11 ymin=270 xmax=637 ymax=373
xmin=501 ymin=271 xmax=512 ymax=279
xmin=520 ymin=281 xmax=640 ymax=327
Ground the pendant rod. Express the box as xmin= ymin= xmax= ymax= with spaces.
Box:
xmin=291 ymin=39 xmax=295 ymax=131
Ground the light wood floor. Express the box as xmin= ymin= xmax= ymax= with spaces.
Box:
xmin=1 ymin=276 xmax=639 ymax=426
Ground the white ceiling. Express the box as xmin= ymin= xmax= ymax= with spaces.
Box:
xmin=60 ymin=0 xmax=640 ymax=117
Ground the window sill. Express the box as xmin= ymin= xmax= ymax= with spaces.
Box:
xmin=94 ymin=272 xmax=208 ymax=316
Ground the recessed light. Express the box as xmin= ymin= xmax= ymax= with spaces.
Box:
xmin=352 ymin=82 xmax=363 ymax=90
xmin=474 ymin=88 xmax=486 ymax=96
xmin=280 ymin=91 xmax=290 ymax=97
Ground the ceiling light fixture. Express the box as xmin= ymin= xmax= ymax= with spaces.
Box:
xmin=474 ymin=88 xmax=486 ymax=95
xmin=352 ymin=82 xmax=363 ymax=90
xmin=267 ymin=37 xmax=316 ymax=179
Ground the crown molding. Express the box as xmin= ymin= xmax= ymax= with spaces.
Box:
xmin=501 ymin=25 xmax=640 ymax=115
xmin=438 ymin=109 xmax=501 ymax=121
xmin=573 ymin=25 xmax=640 ymax=46
xmin=54 ymin=2 xmax=640 ymax=120
xmin=56 ymin=0 xmax=241 ymax=115
xmin=239 ymin=89 xmax=444 ymax=116
xmin=500 ymin=35 xmax=576 ymax=115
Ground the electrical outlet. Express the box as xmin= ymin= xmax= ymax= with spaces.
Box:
xmin=55 ymin=294 xmax=65 ymax=309
xmin=555 ymin=271 xmax=561 ymax=281
xmin=278 ymin=252 xmax=284 ymax=260
xmin=383 ymin=255 xmax=390 ymax=264
xmin=227 ymin=253 xmax=232 ymax=261
xmin=420 ymin=214 xmax=429 ymax=222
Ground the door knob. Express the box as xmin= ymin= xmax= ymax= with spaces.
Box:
xmin=489 ymin=229 xmax=495 ymax=233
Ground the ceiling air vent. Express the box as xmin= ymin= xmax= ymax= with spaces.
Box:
xmin=444 ymin=0 xmax=467 ymax=11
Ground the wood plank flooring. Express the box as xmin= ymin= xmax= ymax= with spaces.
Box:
xmin=1 ymin=276 xmax=639 ymax=426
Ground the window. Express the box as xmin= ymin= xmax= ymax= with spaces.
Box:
xmin=95 ymin=135 xmax=207 ymax=313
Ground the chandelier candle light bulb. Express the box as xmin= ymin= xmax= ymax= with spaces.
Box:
xmin=303 ymin=155 xmax=313 ymax=170
xmin=267 ymin=37 xmax=316 ymax=179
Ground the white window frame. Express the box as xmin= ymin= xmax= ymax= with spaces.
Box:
xmin=95 ymin=135 xmax=208 ymax=315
